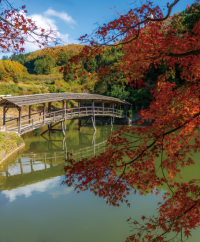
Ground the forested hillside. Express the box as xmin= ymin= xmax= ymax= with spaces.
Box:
xmin=0 ymin=4 xmax=198 ymax=112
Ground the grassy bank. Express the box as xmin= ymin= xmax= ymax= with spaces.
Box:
xmin=0 ymin=131 xmax=24 ymax=163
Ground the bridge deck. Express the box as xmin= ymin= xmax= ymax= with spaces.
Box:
xmin=5 ymin=106 xmax=125 ymax=135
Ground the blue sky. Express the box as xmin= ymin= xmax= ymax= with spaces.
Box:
xmin=0 ymin=0 xmax=196 ymax=58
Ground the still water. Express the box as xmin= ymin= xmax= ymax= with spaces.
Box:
xmin=0 ymin=120 xmax=200 ymax=242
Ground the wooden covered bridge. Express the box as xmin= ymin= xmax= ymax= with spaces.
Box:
xmin=0 ymin=93 xmax=131 ymax=135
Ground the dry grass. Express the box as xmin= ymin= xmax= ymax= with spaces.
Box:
xmin=23 ymin=73 xmax=63 ymax=84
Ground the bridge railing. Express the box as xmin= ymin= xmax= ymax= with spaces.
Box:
xmin=5 ymin=106 xmax=124 ymax=133
xmin=5 ymin=111 xmax=43 ymax=124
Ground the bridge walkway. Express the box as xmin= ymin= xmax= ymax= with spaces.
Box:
xmin=5 ymin=106 xmax=124 ymax=135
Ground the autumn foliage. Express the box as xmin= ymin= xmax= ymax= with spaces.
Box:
xmin=0 ymin=59 xmax=28 ymax=82
xmin=61 ymin=0 xmax=200 ymax=241
xmin=0 ymin=0 xmax=59 ymax=54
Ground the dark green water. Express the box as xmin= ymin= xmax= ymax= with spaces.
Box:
xmin=0 ymin=120 xmax=200 ymax=242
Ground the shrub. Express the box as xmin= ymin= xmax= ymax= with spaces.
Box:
xmin=128 ymin=110 xmax=133 ymax=119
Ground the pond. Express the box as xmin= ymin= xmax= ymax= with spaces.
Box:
xmin=0 ymin=120 xmax=200 ymax=242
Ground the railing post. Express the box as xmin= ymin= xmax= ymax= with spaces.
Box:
xmin=32 ymin=118 xmax=34 ymax=129
xmin=71 ymin=108 xmax=72 ymax=118
xmin=103 ymin=102 xmax=104 ymax=115
xmin=53 ymin=112 xmax=55 ymax=122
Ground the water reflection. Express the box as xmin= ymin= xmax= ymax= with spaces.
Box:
xmin=0 ymin=121 xmax=200 ymax=242
xmin=0 ymin=121 xmax=112 ymax=195
xmin=2 ymin=177 xmax=61 ymax=202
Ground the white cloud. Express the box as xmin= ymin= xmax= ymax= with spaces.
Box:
xmin=0 ymin=9 xmax=78 ymax=56
xmin=49 ymin=186 xmax=74 ymax=198
xmin=21 ymin=13 xmax=58 ymax=53
xmin=2 ymin=176 xmax=61 ymax=202
xmin=44 ymin=8 xmax=76 ymax=24
xmin=22 ymin=12 xmax=79 ymax=52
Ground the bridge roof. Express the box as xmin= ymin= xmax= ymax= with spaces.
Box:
xmin=0 ymin=93 xmax=131 ymax=108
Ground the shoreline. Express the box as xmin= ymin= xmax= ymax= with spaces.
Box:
xmin=0 ymin=141 xmax=25 ymax=164
xmin=0 ymin=132 xmax=25 ymax=164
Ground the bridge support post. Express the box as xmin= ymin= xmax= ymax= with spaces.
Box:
xmin=92 ymin=101 xmax=95 ymax=127
xmin=3 ymin=106 xmax=5 ymax=126
xmin=48 ymin=102 xmax=51 ymax=113
xmin=3 ymin=106 xmax=8 ymax=126
xmin=62 ymin=101 xmax=66 ymax=131
xmin=78 ymin=101 xmax=81 ymax=130
xmin=43 ymin=104 xmax=45 ymax=124
xmin=65 ymin=101 xmax=68 ymax=128
xmin=112 ymin=103 xmax=114 ymax=124
xmin=91 ymin=116 xmax=96 ymax=131
xmin=62 ymin=121 xmax=65 ymax=136
xmin=29 ymin=105 xmax=32 ymax=124
xmin=100 ymin=102 xmax=104 ymax=125
xmin=18 ymin=107 xmax=21 ymax=134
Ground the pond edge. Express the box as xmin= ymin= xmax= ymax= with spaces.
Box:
xmin=0 ymin=136 xmax=25 ymax=164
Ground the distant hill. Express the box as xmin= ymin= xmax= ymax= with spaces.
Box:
xmin=9 ymin=44 xmax=84 ymax=75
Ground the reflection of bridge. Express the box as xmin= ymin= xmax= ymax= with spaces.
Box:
xmin=0 ymin=93 xmax=131 ymax=135
xmin=19 ymin=139 xmax=106 ymax=162
xmin=1 ymin=133 xmax=108 ymax=191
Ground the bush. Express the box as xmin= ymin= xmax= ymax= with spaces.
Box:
xmin=128 ymin=110 xmax=133 ymax=119
xmin=49 ymin=85 xmax=57 ymax=93
xmin=118 ymin=110 xmax=123 ymax=116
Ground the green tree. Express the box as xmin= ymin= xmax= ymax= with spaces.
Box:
xmin=2 ymin=56 xmax=9 ymax=60
xmin=171 ymin=3 xmax=200 ymax=36
xmin=56 ymin=51 xmax=69 ymax=66
xmin=108 ymin=85 xmax=130 ymax=100
xmin=34 ymin=59 xmax=45 ymax=75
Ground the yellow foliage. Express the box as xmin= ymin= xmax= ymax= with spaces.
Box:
xmin=25 ymin=44 xmax=84 ymax=64
xmin=0 ymin=60 xmax=29 ymax=82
